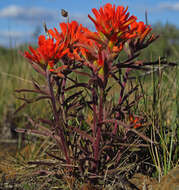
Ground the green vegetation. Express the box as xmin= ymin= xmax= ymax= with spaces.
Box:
xmin=0 ymin=45 xmax=50 ymax=130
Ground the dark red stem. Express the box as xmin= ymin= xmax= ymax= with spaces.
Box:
xmin=46 ymin=70 xmax=70 ymax=164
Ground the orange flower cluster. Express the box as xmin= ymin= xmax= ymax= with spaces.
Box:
xmin=24 ymin=3 xmax=154 ymax=77
xmin=129 ymin=115 xmax=142 ymax=129
xmin=49 ymin=21 xmax=85 ymax=45
xmin=24 ymin=35 xmax=68 ymax=69
xmin=131 ymin=21 xmax=152 ymax=42
xmin=88 ymin=4 xmax=137 ymax=46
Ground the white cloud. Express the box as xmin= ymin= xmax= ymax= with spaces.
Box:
xmin=0 ymin=5 xmax=93 ymax=47
xmin=0 ymin=30 xmax=34 ymax=47
xmin=0 ymin=5 xmax=23 ymax=17
xmin=159 ymin=2 xmax=179 ymax=11
xmin=0 ymin=30 xmax=31 ymax=39
xmin=0 ymin=5 xmax=58 ymax=24
xmin=0 ymin=5 xmax=92 ymax=27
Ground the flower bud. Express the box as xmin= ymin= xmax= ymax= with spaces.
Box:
xmin=61 ymin=9 xmax=68 ymax=18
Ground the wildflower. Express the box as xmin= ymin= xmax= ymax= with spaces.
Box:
xmin=129 ymin=21 xmax=158 ymax=52
xmin=88 ymin=3 xmax=137 ymax=49
xmin=24 ymin=35 xmax=68 ymax=70
xmin=130 ymin=21 xmax=152 ymax=43
xmin=129 ymin=115 xmax=142 ymax=129
xmin=48 ymin=21 xmax=91 ymax=60
xmin=48 ymin=21 xmax=83 ymax=46
xmin=49 ymin=21 xmax=105 ymax=68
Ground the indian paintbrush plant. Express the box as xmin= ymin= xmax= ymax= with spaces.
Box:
xmin=15 ymin=3 xmax=176 ymax=188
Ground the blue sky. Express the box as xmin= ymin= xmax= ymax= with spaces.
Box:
xmin=0 ymin=0 xmax=178 ymax=47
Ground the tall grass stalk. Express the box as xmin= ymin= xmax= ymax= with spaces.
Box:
xmin=137 ymin=55 xmax=178 ymax=180
xmin=0 ymin=48 xmax=51 ymax=131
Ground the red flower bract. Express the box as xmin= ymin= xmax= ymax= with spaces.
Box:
xmin=88 ymin=3 xmax=137 ymax=43
xmin=24 ymin=35 xmax=68 ymax=69
xmin=129 ymin=115 xmax=142 ymax=129
xmin=130 ymin=21 xmax=152 ymax=42
xmin=48 ymin=21 xmax=91 ymax=60
xmin=49 ymin=21 xmax=84 ymax=45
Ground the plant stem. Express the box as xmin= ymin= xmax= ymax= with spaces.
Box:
xmin=46 ymin=70 xmax=70 ymax=164
xmin=93 ymin=88 xmax=104 ymax=169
